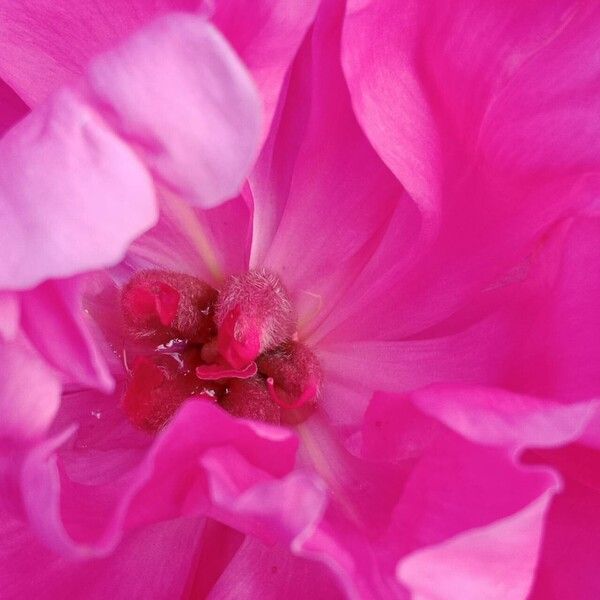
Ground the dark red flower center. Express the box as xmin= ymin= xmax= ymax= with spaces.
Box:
xmin=120 ymin=269 xmax=321 ymax=431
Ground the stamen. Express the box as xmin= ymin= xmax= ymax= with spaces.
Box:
xmin=122 ymin=270 xmax=217 ymax=343
xmin=220 ymin=378 xmax=280 ymax=424
xmin=117 ymin=267 xmax=321 ymax=430
xmin=215 ymin=270 xmax=296 ymax=366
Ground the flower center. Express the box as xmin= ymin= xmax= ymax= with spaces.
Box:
xmin=120 ymin=269 xmax=321 ymax=431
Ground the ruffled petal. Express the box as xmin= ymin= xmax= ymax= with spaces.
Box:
xmin=0 ymin=0 xmax=315 ymax=136
xmin=410 ymin=384 xmax=598 ymax=449
xmin=337 ymin=1 xmax=600 ymax=340
xmin=286 ymin=384 xmax=599 ymax=599
xmin=528 ymin=445 xmax=600 ymax=598
xmin=84 ymin=14 xmax=261 ymax=209
xmin=0 ymin=87 xmax=157 ymax=290
xmin=19 ymin=400 xmax=326 ymax=558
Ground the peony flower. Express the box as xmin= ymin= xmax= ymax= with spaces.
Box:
xmin=2 ymin=1 xmax=600 ymax=599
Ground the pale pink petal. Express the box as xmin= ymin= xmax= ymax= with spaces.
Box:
xmin=250 ymin=0 xmax=408 ymax=328
xmin=0 ymin=510 xmax=203 ymax=600
xmin=0 ymin=1 xmax=314 ymax=136
xmin=0 ymin=87 xmax=156 ymax=290
xmin=0 ymin=335 xmax=60 ymax=441
xmin=21 ymin=277 xmax=113 ymax=392
xmin=0 ymin=78 xmax=27 ymax=135
xmin=397 ymin=492 xmax=554 ymax=600
xmin=337 ymin=1 xmax=600 ymax=340
xmin=84 ymin=14 xmax=262 ymax=208
xmin=0 ymin=0 xmax=197 ymax=105
xmin=0 ymin=292 xmax=19 ymax=341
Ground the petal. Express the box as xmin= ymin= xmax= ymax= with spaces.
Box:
xmin=0 ymin=292 xmax=19 ymax=341
xmin=212 ymin=0 xmax=320 ymax=132
xmin=0 ymin=335 xmax=60 ymax=441
xmin=0 ymin=87 xmax=157 ymax=290
xmin=20 ymin=277 xmax=113 ymax=393
xmin=0 ymin=78 xmax=27 ymax=135
xmin=397 ymin=492 xmax=554 ymax=600
xmin=0 ymin=0 xmax=197 ymax=105
xmin=508 ymin=216 xmax=600 ymax=401
xmin=528 ymin=445 xmax=600 ymax=598
xmin=84 ymin=14 xmax=262 ymax=208
xmin=250 ymin=0 xmax=408 ymax=329
xmin=317 ymin=314 xmax=514 ymax=428
xmin=409 ymin=384 xmax=599 ymax=449
xmin=0 ymin=0 xmax=315 ymax=136
xmin=338 ymin=1 xmax=600 ymax=339
xmin=206 ymin=535 xmax=344 ymax=600
xmin=0 ymin=511 xmax=203 ymax=600
xmin=288 ymin=385 xmax=598 ymax=599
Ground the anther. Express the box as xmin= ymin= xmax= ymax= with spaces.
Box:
xmin=121 ymin=270 xmax=217 ymax=344
xmin=214 ymin=270 xmax=296 ymax=368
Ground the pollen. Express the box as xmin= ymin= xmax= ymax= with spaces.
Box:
xmin=119 ymin=269 xmax=319 ymax=431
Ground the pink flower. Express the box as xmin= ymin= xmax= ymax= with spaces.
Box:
xmin=1 ymin=1 xmax=600 ymax=599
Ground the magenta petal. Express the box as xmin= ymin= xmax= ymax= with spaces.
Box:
xmin=0 ymin=511 xmax=203 ymax=600
xmin=85 ymin=14 xmax=262 ymax=208
xmin=0 ymin=88 xmax=156 ymax=290
xmin=206 ymin=535 xmax=344 ymax=600
xmin=0 ymin=335 xmax=60 ymax=441
xmin=508 ymin=216 xmax=600 ymax=402
xmin=397 ymin=492 xmax=554 ymax=600
xmin=21 ymin=277 xmax=113 ymax=393
xmin=251 ymin=0 xmax=406 ymax=324
xmin=212 ymin=0 xmax=320 ymax=133
xmin=0 ymin=78 xmax=27 ymax=135
xmin=529 ymin=446 xmax=600 ymax=598
xmin=338 ymin=1 xmax=600 ymax=339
